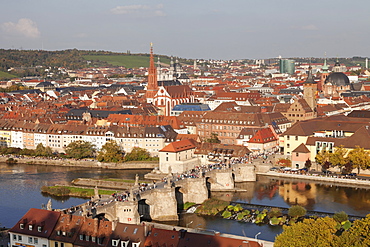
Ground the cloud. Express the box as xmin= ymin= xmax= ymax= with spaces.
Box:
xmin=111 ymin=4 xmax=166 ymax=17
xmin=111 ymin=5 xmax=150 ymax=15
xmin=1 ymin=18 xmax=40 ymax=38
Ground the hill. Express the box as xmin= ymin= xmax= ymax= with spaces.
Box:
xmin=0 ymin=71 xmax=17 ymax=80
xmin=83 ymin=54 xmax=172 ymax=68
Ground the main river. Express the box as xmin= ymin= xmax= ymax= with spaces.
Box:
xmin=1 ymin=163 xmax=370 ymax=242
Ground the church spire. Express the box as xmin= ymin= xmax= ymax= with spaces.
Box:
xmin=145 ymin=43 xmax=158 ymax=103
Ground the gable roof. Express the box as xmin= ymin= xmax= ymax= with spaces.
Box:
xmin=160 ymin=139 xmax=197 ymax=153
xmin=292 ymin=143 xmax=310 ymax=153
xmin=9 ymin=208 xmax=61 ymax=238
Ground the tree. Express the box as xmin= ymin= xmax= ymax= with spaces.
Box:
xmin=315 ymin=149 xmax=331 ymax=166
xmin=288 ymin=205 xmax=307 ymax=218
xmin=347 ymin=146 xmax=370 ymax=174
xmin=335 ymin=214 xmax=370 ymax=247
xmin=204 ymin=133 xmax=221 ymax=143
xmin=274 ymin=217 xmax=339 ymax=247
xmin=304 ymin=159 xmax=312 ymax=169
xmin=124 ymin=147 xmax=152 ymax=161
xmin=64 ymin=140 xmax=95 ymax=160
xmin=35 ymin=143 xmax=53 ymax=157
xmin=97 ymin=140 xmax=123 ymax=163
xmin=329 ymin=146 xmax=348 ymax=170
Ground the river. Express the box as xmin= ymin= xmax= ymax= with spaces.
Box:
xmin=1 ymin=163 xmax=370 ymax=242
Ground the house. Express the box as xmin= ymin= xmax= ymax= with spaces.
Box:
xmin=49 ymin=214 xmax=85 ymax=247
xmin=158 ymin=139 xmax=199 ymax=174
xmin=9 ymin=208 xmax=61 ymax=247
xmin=108 ymin=222 xmax=146 ymax=247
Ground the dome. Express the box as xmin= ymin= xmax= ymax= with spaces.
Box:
xmin=324 ymin=72 xmax=350 ymax=86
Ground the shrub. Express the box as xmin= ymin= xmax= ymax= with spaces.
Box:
xmin=288 ymin=205 xmax=307 ymax=218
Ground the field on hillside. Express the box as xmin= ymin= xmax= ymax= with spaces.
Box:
xmin=83 ymin=54 xmax=171 ymax=68
xmin=0 ymin=71 xmax=17 ymax=80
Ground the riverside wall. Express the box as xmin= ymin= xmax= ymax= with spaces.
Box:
xmin=261 ymin=171 xmax=370 ymax=188
xmin=0 ymin=156 xmax=158 ymax=170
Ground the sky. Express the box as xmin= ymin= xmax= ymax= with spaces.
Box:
xmin=1 ymin=0 xmax=370 ymax=60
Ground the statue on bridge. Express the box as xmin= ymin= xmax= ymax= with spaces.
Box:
xmin=134 ymin=174 xmax=139 ymax=186
xmin=46 ymin=199 xmax=52 ymax=211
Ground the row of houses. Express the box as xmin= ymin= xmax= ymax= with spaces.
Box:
xmin=9 ymin=208 xmax=261 ymax=247
xmin=281 ymin=113 xmax=370 ymax=169
xmin=0 ymin=120 xmax=177 ymax=156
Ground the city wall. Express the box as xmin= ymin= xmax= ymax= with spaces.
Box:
xmin=0 ymin=156 xmax=158 ymax=170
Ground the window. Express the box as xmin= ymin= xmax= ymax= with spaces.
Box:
xmin=13 ymin=234 xmax=16 ymax=240
xmin=55 ymin=242 xmax=59 ymax=247
xmin=79 ymin=235 xmax=84 ymax=240
xmin=287 ymin=144 xmax=290 ymax=148
xmin=18 ymin=235 xmax=22 ymax=241
xmin=29 ymin=237 xmax=33 ymax=243
xmin=34 ymin=238 xmax=38 ymax=244
xmin=295 ymin=136 xmax=298 ymax=141
xmin=296 ymin=153 xmax=299 ymax=157
xmin=20 ymin=223 xmax=24 ymax=229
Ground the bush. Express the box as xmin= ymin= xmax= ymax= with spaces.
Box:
xmin=333 ymin=211 xmax=348 ymax=223
xmin=288 ymin=205 xmax=307 ymax=218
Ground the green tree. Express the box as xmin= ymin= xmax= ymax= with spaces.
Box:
xmin=333 ymin=211 xmax=348 ymax=223
xmin=124 ymin=147 xmax=152 ymax=161
xmin=204 ymin=133 xmax=221 ymax=143
xmin=64 ymin=140 xmax=95 ymax=159
xmin=347 ymin=146 xmax=370 ymax=174
xmin=35 ymin=143 xmax=53 ymax=157
xmin=288 ymin=205 xmax=307 ymax=218
xmin=97 ymin=140 xmax=123 ymax=163
xmin=274 ymin=217 xmax=339 ymax=247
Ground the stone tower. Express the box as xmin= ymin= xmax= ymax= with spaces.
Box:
xmin=303 ymin=65 xmax=317 ymax=113
xmin=145 ymin=43 xmax=158 ymax=104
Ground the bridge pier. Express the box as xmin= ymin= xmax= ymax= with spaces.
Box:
xmin=233 ymin=164 xmax=256 ymax=182
xmin=207 ymin=170 xmax=235 ymax=191
xmin=140 ymin=187 xmax=178 ymax=221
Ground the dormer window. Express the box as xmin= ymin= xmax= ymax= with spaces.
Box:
xmin=20 ymin=223 xmax=24 ymax=229
xmin=112 ymin=239 xmax=119 ymax=247
xmin=29 ymin=225 xmax=33 ymax=230
xmin=38 ymin=226 xmax=42 ymax=232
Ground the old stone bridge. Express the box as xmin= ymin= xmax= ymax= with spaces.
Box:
xmin=92 ymin=164 xmax=256 ymax=224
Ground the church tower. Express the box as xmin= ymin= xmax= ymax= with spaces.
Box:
xmin=145 ymin=43 xmax=158 ymax=103
xmin=319 ymin=57 xmax=329 ymax=92
xmin=303 ymin=65 xmax=317 ymax=113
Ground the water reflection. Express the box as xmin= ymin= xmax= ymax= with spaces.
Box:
xmin=229 ymin=176 xmax=370 ymax=217
xmin=0 ymin=163 xmax=151 ymax=228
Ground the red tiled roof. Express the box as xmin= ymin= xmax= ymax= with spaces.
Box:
xmin=160 ymin=139 xmax=197 ymax=152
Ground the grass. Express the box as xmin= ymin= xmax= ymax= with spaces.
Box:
xmin=83 ymin=54 xmax=171 ymax=68
xmin=41 ymin=185 xmax=117 ymax=198
xmin=0 ymin=71 xmax=17 ymax=80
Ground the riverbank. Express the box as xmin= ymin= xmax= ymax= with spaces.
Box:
xmin=41 ymin=185 xmax=117 ymax=198
xmin=0 ymin=156 xmax=158 ymax=169
xmin=261 ymin=171 xmax=370 ymax=188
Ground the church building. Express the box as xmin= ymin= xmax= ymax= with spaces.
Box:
xmin=145 ymin=44 xmax=194 ymax=116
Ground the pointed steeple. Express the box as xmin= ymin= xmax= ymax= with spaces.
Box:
xmin=145 ymin=43 xmax=158 ymax=103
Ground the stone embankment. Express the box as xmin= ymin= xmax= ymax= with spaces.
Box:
xmin=0 ymin=156 xmax=158 ymax=170
xmin=262 ymin=171 xmax=370 ymax=188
